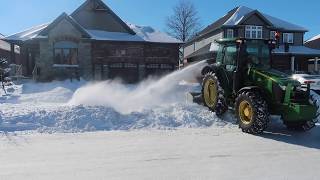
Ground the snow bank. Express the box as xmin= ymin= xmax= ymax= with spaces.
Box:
xmin=0 ymin=61 xmax=235 ymax=133
xmin=1 ymin=104 xmax=233 ymax=133
xmin=69 ymin=61 xmax=206 ymax=114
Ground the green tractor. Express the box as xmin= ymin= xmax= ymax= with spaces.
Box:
xmin=192 ymin=38 xmax=318 ymax=134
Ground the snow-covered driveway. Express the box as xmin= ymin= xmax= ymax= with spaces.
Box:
xmin=1 ymin=125 xmax=320 ymax=180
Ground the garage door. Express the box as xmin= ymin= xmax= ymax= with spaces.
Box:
xmin=145 ymin=64 xmax=174 ymax=77
xmin=109 ymin=63 xmax=139 ymax=83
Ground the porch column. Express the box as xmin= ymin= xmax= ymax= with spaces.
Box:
xmin=315 ymin=57 xmax=319 ymax=72
xmin=291 ymin=56 xmax=295 ymax=72
xmin=138 ymin=64 xmax=146 ymax=81
xmin=10 ymin=43 xmax=16 ymax=64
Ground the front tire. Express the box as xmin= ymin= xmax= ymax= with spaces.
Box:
xmin=235 ymin=91 xmax=269 ymax=134
xmin=201 ymin=72 xmax=228 ymax=116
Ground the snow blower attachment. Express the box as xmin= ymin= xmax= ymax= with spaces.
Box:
xmin=188 ymin=38 xmax=318 ymax=134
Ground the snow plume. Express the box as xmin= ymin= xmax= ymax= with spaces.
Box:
xmin=68 ymin=61 xmax=207 ymax=114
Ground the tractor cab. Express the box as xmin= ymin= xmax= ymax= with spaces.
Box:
xmin=209 ymin=38 xmax=276 ymax=96
xmin=214 ymin=38 xmax=275 ymax=70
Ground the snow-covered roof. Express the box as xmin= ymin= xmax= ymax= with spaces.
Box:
xmin=273 ymin=45 xmax=320 ymax=56
xmin=87 ymin=30 xmax=144 ymax=42
xmin=223 ymin=6 xmax=308 ymax=31
xmin=127 ymin=23 xmax=181 ymax=43
xmin=5 ymin=23 xmax=49 ymax=41
xmin=306 ymin=34 xmax=320 ymax=43
xmin=5 ymin=19 xmax=181 ymax=44
xmin=0 ymin=40 xmax=20 ymax=54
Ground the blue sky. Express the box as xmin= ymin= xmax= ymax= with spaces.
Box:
xmin=0 ymin=0 xmax=319 ymax=40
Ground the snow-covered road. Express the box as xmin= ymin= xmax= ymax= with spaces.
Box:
xmin=1 ymin=124 xmax=320 ymax=180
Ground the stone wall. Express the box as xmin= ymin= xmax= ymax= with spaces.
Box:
xmin=37 ymin=19 xmax=92 ymax=81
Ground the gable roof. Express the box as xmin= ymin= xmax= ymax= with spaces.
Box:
xmin=5 ymin=22 xmax=180 ymax=44
xmin=194 ymin=7 xmax=238 ymax=40
xmin=71 ymin=0 xmax=136 ymax=35
xmin=186 ymin=6 xmax=308 ymax=45
xmin=5 ymin=0 xmax=180 ymax=44
xmin=224 ymin=9 xmax=273 ymax=26
xmin=5 ymin=23 xmax=48 ymax=42
xmin=306 ymin=34 xmax=320 ymax=43
xmin=39 ymin=12 xmax=91 ymax=38
xmin=305 ymin=34 xmax=320 ymax=50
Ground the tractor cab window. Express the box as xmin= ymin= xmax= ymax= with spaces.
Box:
xmin=223 ymin=45 xmax=237 ymax=71
xmin=245 ymin=42 xmax=270 ymax=69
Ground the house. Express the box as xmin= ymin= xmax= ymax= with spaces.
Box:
xmin=5 ymin=0 xmax=181 ymax=82
xmin=183 ymin=6 xmax=320 ymax=73
xmin=305 ymin=34 xmax=320 ymax=50
xmin=305 ymin=34 xmax=320 ymax=71
xmin=0 ymin=33 xmax=20 ymax=64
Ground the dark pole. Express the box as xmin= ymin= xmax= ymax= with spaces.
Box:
xmin=10 ymin=43 xmax=16 ymax=64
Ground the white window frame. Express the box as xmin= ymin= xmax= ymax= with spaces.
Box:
xmin=245 ymin=25 xmax=263 ymax=39
xmin=270 ymin=31 xmax=276 ymax=40
xmin=283 ymin=33 xmax=294 ymax=44
xmin=226 ymin=29 xmax=234 ymax=38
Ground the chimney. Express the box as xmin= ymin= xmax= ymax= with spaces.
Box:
xmin=284 ymin=43 xmax=290 ymax=53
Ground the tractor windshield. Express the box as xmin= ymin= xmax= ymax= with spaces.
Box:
xmin=245 ymin=42 xmax=271 ymax=69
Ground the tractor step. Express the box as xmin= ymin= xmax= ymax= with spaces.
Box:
xmin=302 ymin=121 xmax=316 ymax=131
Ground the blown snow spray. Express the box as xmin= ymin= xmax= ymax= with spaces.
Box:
xmin=68 ymin=61 xmax=208 ymax=114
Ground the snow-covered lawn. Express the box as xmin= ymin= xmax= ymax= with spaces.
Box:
xmin=0 ymin=62 xmax=320 ymax=179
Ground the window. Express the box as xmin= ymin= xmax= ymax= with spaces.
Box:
xmin=147 ymin=64 xmax=159 ymax=69
xmin=124 ymin=63 xmax=137 ymax=68
xmin=245 ymin=42 xmax=271 ymax=69
xmin=54 ymin=41 xmax=78 ymax=65
xmin=223 ymin=45 xmax=237 ymax=71
xmin=115 ymin=49 xmax=127 ymax=56
xmin=160 ymin=64 xmax=173 ymax=69
xmin=245 ymin=25 xmax=263 ymax=39
xmin=270 ymin=31 xmax=276 ymax=40
xmin=283 ymin=33 xmax=294 ymax=43
xmin=226 ymin=29 xmax=234 ymax=38
xmin=110 ymin=63 xmax=123 ymax=68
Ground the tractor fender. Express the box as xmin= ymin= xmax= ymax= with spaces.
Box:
xmin=201 ymin=65 xmax=216 ymax=76
xmin=237 ymin=86 xmax=265 ymax=96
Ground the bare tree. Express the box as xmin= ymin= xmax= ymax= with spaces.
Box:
xmin=166 ymin=0 xmax=201 ymax=42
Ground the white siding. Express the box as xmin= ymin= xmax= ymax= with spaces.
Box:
xmin=184 ymin=44 xmax=195 ymax=58
xmin=183 ymin=31 xmax=223 ymax=58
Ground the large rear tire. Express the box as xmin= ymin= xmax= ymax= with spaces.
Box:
xmin=201 ymin=72 xmax=228 ymax=116
xmin=235 ymin=91 xmax=269 ymax=134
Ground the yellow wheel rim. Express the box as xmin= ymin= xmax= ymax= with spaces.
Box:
xmin=239 ymin=101 xmax=253 ymax=125
xmin=203 ymin=79 xmax=217 ymax=108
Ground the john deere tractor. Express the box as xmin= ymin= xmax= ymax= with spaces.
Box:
xmin=192 ymin=38 xmax=318 ymax=134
